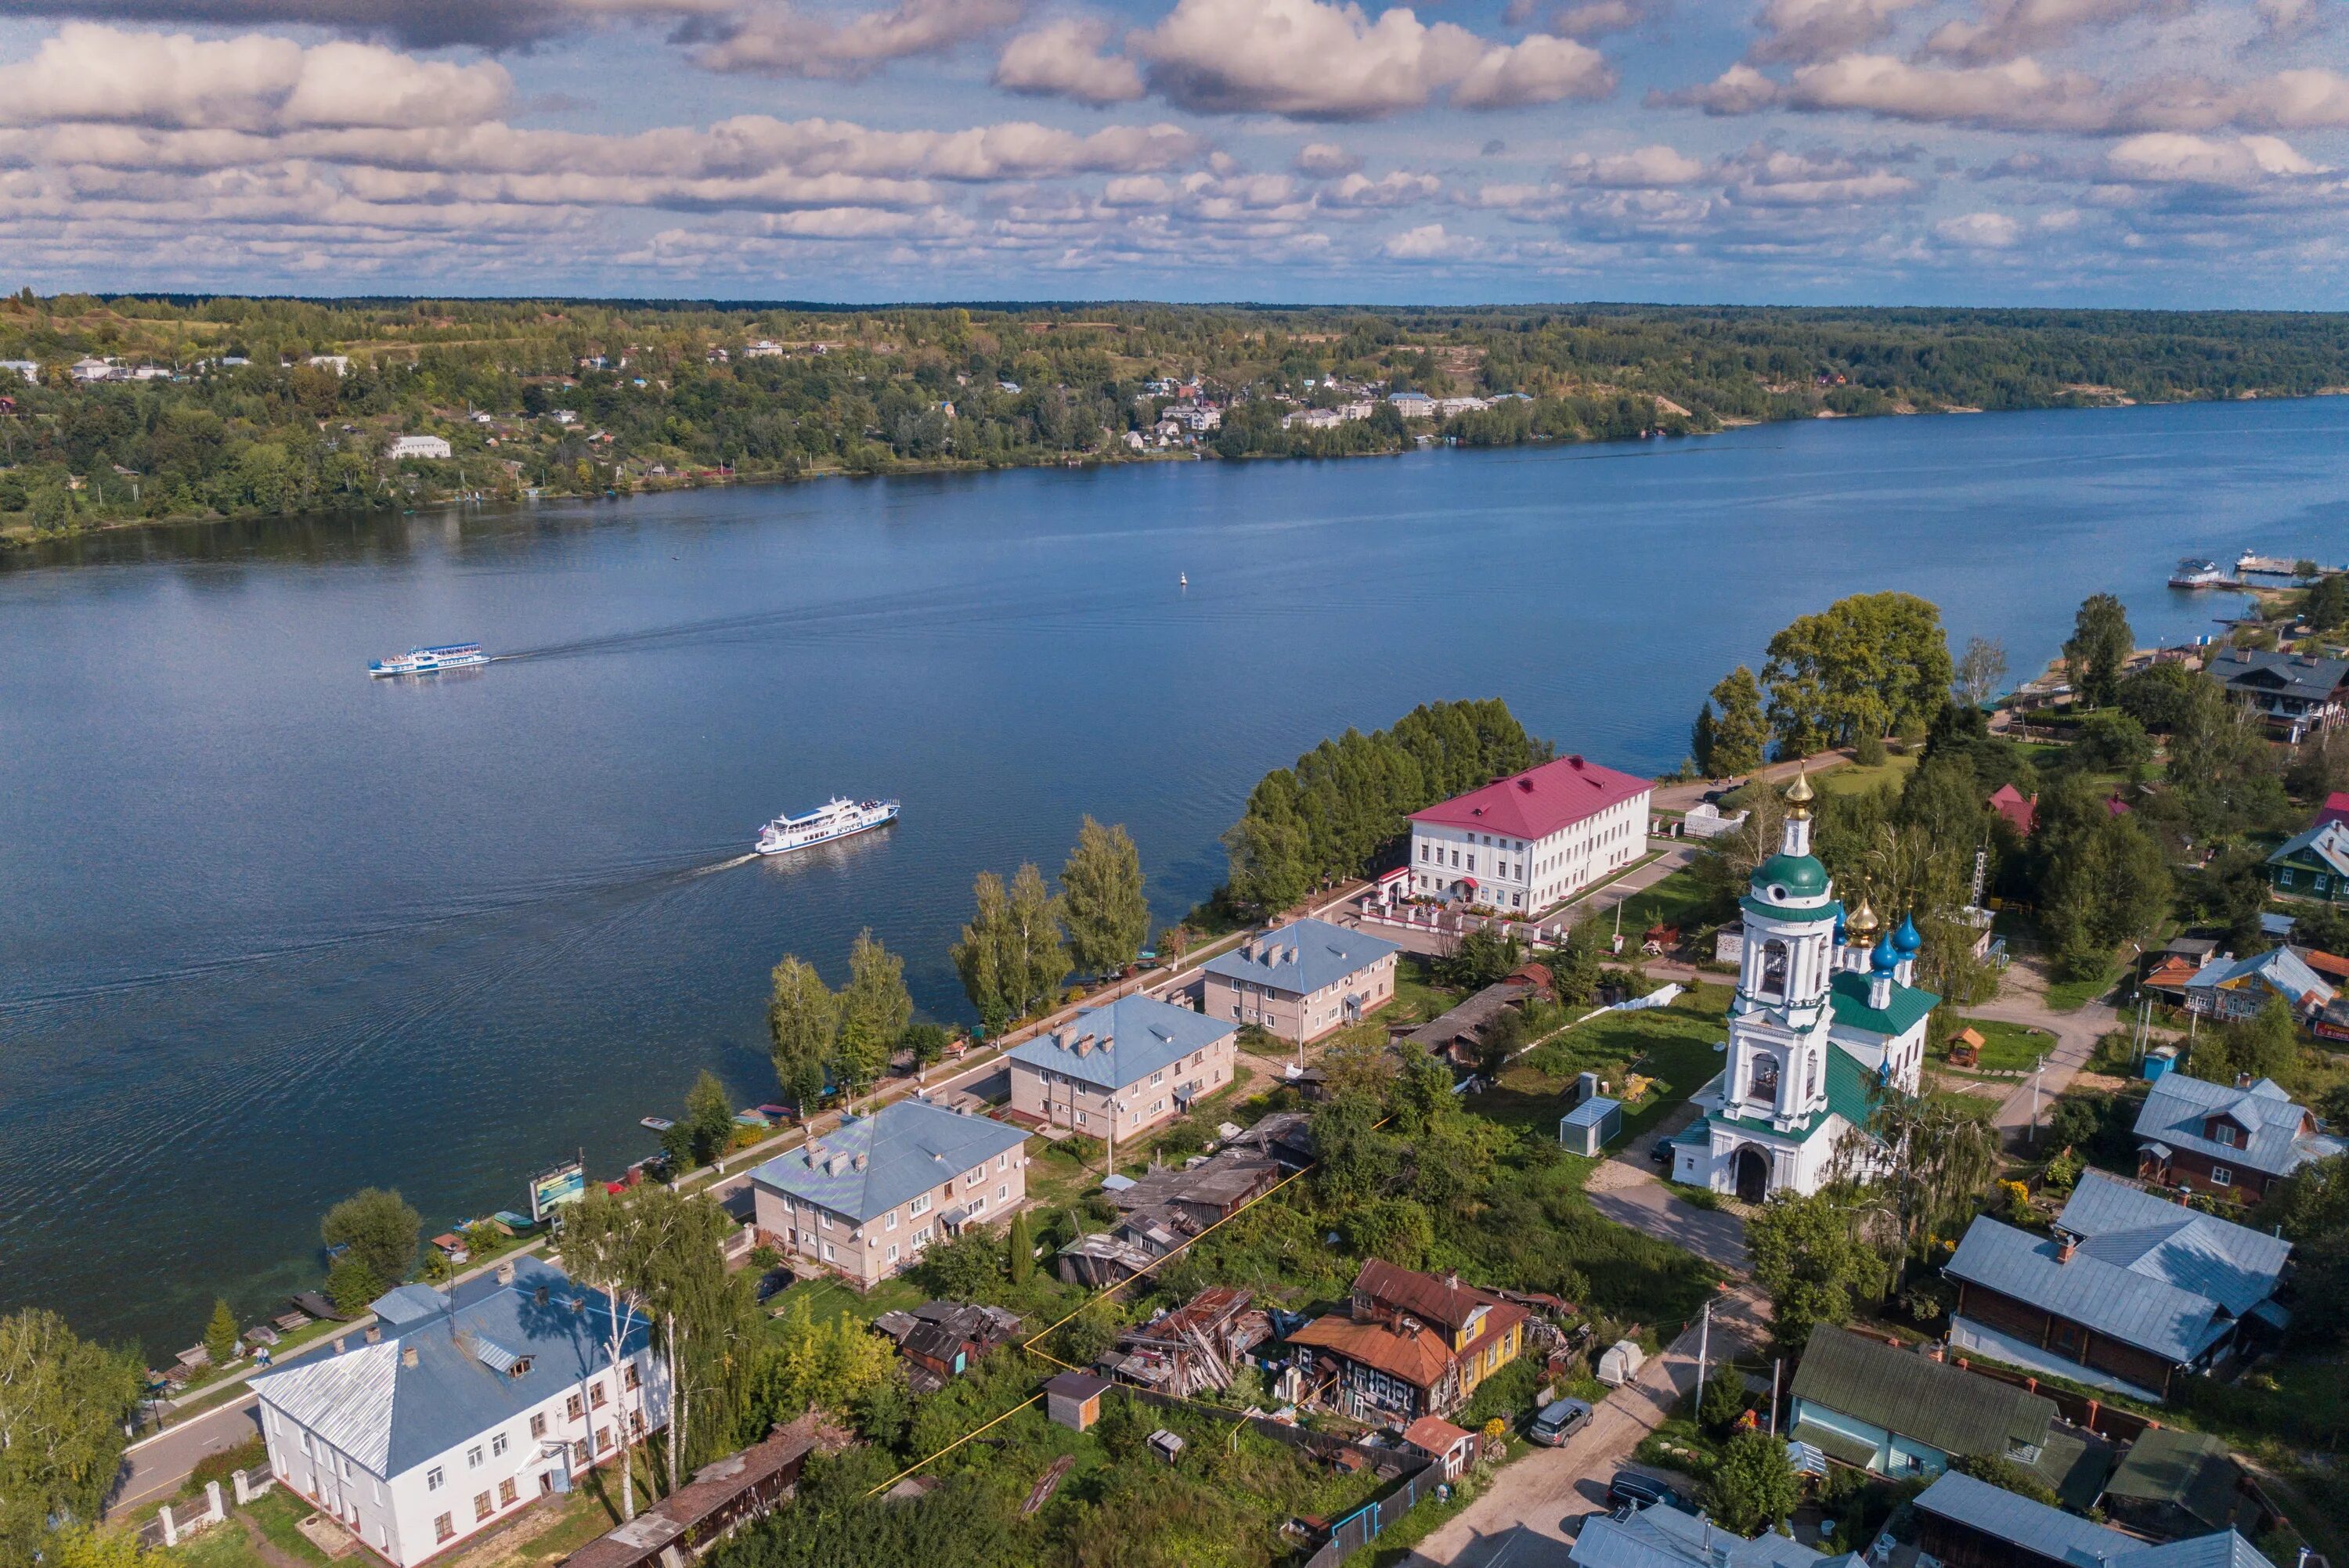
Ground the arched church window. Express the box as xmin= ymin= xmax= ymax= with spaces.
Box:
xmin=1747 ymin=1053 xmax=1781 ymax=1107
xmin=1806 ymin=1053 xmax=1820 ymax=1101
xmin=1759 ymin=940 xmax=1788 ymax=1000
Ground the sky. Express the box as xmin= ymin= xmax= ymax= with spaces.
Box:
xmin=0 ymin=0 xmax=2344 ymax=306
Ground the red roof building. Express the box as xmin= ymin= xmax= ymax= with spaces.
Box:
xmin=1989 ymin=784 xmax=2038 ymax=837
xmin=1404 ymin=755 xmax=1653 ymax=917
xmin=2319 ymin=792 xmax=2349 ymax=833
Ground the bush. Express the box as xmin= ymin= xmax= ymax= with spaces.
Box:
xmin=1954 ymin=1454 xmax=2058 ymax=1506
xmin=1709 ymin=1431 xmax=1800 ymax=1534
xmin=1854 ymin=733 xmax=1889 ymax=766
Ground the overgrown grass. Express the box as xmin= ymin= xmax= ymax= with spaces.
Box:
xmin=1604 ymin=871 xmax=1721 ymax=941
xmin=1481 ymin=984 xmax=1728 ymax=1144
xmin=1813 ymin=755 xmax=1919 ymax=798
xmin=1948 ymin=1015 xmax=2055 ymax=1075
xmin=1391 ymin=953 xmax=1463 ymax=1026
xmin=2042 ymin=962 xmax=2123 ymax=1011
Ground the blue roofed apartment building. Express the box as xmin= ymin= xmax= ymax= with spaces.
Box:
xmin=1199 ymin=917 xmax=1401 ymax=1047
xmin=1006 ymin=992 xmax=1240 ymax=1140
xmin=748 ymin=1095 xmax=1029 ymax=1289
xmin=251 ymin=1256 xmax=667 ymax=1567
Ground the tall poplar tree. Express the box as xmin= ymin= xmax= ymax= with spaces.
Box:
xmin=1707 ymin=665 xmax=1769 ymax=776
xmin=766 ymin=954 xmax=838 ymax=1112
xmin=835 ymin=929 xmax=911 ymax=1095
xmin=952 ymin=871 xmax=1014 ymax=1033
xmin=1005 ymin=863 xmax=1070 ymax=1018
xmin=2063 ymin=593 xmax=2134 ymax=708
xmin=1060 ymin=816 xmax=1149 ymax=977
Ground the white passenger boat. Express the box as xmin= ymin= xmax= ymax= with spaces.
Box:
xmin=755 ymin=796 xmax=899 ymax=856
xmin=2168 ymin=557 xmax=2227 ymax=589
xmin=369 ymin=643 xmax=489 ymax=676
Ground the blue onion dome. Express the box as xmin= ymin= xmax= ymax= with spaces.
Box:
xmin=1871 ymin=935 xmax=1900 ymax=975
xmin=1893 ymin=914 xmax=1923 ymax=956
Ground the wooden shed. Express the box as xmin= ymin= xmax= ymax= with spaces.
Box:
xmin=1045 ymin=1371 xmax=1111 ymax=1433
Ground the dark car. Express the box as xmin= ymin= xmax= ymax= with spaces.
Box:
xmin=1607 ymin=1472 xmax=1686 ymax=1512
xmin=1648 ymin=1137 xmax=1677 ymax=1167
xmin=1528 ymin=1398 xmax=1593 ymax=1447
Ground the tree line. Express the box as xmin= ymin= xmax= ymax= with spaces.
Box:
xmin=1221 ymin=698 xmax=1552 ymax=915
xmin=13 ymin=292 xmax=2349 ymax=539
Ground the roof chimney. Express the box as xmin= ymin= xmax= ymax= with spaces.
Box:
xmin=853 ymin=1152 xmax=868 ymax=1171
xmin=2237 ymin=1072 xmax=2253 ymax=1090
xmin=496 ymin=1260 xmax=516 ymax=1286
xmin=331 ymin=1336 xmax=345 ymax=1355
xmin=401 ymin=1344 xmax=419 ymax=1368
xmin=365 ymin=1325 xmax=381 ymax=1345
xmin=1568 ymin=755 xmax=1585 ymax=769
xmin=2057 ymin=1235 xmax=2078 ymax=1264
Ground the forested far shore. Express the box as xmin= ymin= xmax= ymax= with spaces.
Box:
xmin=5 ymin=290 xmax=2349 ymax=542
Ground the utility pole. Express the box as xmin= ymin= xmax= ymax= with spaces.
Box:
xmin=2028 ymin=1054 xmax=2044 ymax=1147
xmin=1694 ymin=1299 xmax=1712 ymax=1419
xmin=1769 ymin=1357 xmax=1781 ymax=1438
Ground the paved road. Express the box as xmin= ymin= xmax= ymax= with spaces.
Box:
xmin=1402 ymin=1287 xmax=1770 ymax=1568
xmin=1961 ymin=959 xmax=2120 ymax=1152
xmin=1585 ymin=1108 xmax=1750 ymax=1274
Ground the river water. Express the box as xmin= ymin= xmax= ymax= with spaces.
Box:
xmin=4 ymin=396 xmax=2344 ymax=1351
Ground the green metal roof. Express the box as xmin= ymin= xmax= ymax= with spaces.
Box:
xmin=1828 ymin=968 xmax=1939 ymax=1036
xmin=2036 ymin=1427 xmax=2115 ymax=1514
xmin=1791 ymin=1325 xmax=2055 ymax=1461
xmin=1755 ymin=852 xmax=1830 ymax=898
xmin=1741 ymin=895 xmax=1844 ymax=927
xmin=2106 ymin=1428 xmax=2239 ymax=1528
xmin=1790 ymin=1415 xmax=1881 ymax=1469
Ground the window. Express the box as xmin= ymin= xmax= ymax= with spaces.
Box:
xmin=886 ymin=1244 xmax=899 ymax=1263
xmin=572 ymin=1440 xmax=590 ymax=1467
xmin=434 ymin=1515 xmax=455 ymax=1544
xmin=499 ymin=1479 xmax=518 ymax=1508
xmin=997 ymin=1184 xmax=1008 ymax=1201
xmin=996 ymin=1152 xmax=1009 ymax=1171
xmin=565 ymin=1393 xmax=583 ymax=1422
xmin=623 ymin=1364 xmax=640 ymax=1391
xmin=590 ymin=1381 xmax=608 ymax=1408
xmin=909 ymin=1193 xmax=932 ymax=1217
xmin=492 ymin=1434 xmax=508 ymax=1458
xmin=467 ymin=1446 xmax=484 ymax=1469
xmin=2213 ymin=1123 xmax=2242 ymax=1148
xmin=427 ymin=1467 xmax=444 ymax=1492
xmin=914 ymin=1225 xmax=934 ymax=1246
xmin=2211 ymin=1166 xmax=2234 ymax=1187
xmin=596 ymin=1427 xmax=613 ymax=1453
xmin=531 ymin=1413 xmax=547 ymax=1440
xmin=886 ymin=1210 xmax=899 ymax=1231
xmin=474 ymin=1492 xmax=493 ymax=1523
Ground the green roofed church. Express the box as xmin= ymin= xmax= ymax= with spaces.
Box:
xmin=1670 ymin=771 xmax=1939 ymax=1202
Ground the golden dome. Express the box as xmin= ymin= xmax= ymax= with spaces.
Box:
xmin=1846 ymin=896 xmax=1879 ymax=938
xmin=1784 ymin=767 xmax=1814 ymax=818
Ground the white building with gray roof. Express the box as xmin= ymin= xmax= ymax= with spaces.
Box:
xmin=1005 ymin=993 xmax=1239 ymax=1139
xmin=748 ymin=1097 xmax=1029 ymax=1288
xmin=1200 ymin=917 xmax=1400 ymax=1046
xmin=251 ymin=1256 xmax=666 ymax=1566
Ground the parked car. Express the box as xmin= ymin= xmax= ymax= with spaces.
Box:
xmin=1648 ymin=1137 xmax=1676 ymax=1167
xmin=1528 ymin=1398 xmax=1593 ymax=1447
xmin=1607 ymin=1471 xmax=1685 ymax=1512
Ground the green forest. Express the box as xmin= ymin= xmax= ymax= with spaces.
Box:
xmin=6 ymin=290 xmax=2349 ymax=542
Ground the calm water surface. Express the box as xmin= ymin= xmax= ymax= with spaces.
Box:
xmin=4 ymin=398 xmax=2344 ymax=1350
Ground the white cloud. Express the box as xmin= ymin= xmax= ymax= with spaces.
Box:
xmin=1747 ymin=0 xmax=1925 ymax=65
xmin=1535 ymin=0 xmax=1654 ymax=38
xmin=1558 ymin=143 xmax=1709 ymax=186
xmin=1724 ymin=143 xmax=1920 ymax=204
xmin=1322 ymin=169 xmax=1445 ymax=205
xmin=1131 ymin=0 xmax=1611 ymax=119
xmin=1382 ymin=221 xmax=1480 ymax=258
xmin=992 ymin=17 xmax=1144 ymax=103
xmin=1936 ymin=209 xmax=2021 ymax=245
xmin=2258 ymin=68 xmax=2349 ymax=128
xmin=692 ymin=0 xmax=1025 ymax=77
xmin=2256 ymin=0 xmax=2325 ymax=41
xmin=0 ymin=23 xmax=511 ymax=131
xmin=1787 ymin=52 xmax=2113 ymax=130
xmin=2106 ymin=131 xmax=2327 ymax=184
xmin=1294 ymin=140 xmax=1362 ymax=176
xmin=1922 ymin=0 xmax=2186 ymax=63
xmin=1651 ymin=63 xmax=1785 ymax=114
xmin=1453 ymin=34 xmax=1615 ymax=108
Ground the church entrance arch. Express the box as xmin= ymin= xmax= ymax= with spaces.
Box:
xmin=1731 ymin=1144 xmax=1772 ymax=1203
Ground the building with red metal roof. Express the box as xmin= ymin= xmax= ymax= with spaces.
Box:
xmin=1403 ymin=754 xmax=1652 ymax=915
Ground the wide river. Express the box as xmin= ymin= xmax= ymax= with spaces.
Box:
xmin=4 ymin=397 xmax=2344 ymax=1351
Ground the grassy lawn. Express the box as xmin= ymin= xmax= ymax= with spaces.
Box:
xmin=1473 ymin=984 xmax=1729 ymax=1144
xmin=1605 ymin=869 xmax=1719 ymax=939
xmin=1814 ymin=753 xmax=1918 ymax=798
xmin=2042 ymin=961 xmax=2123 ymax=1011
xmin=1950 ymin=1015 xmax=2055 ymax=1074
xmin=1391 ymin=953 xmax=1464 ymax=1026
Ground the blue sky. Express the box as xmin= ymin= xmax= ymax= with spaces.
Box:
xmin=0 ymin=0 xmax=2343 ymax=305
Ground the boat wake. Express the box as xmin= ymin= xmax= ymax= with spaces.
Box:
xmin=495 ymin=582 xmax=991 ymax=665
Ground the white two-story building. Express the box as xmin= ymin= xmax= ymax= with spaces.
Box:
xmin=1405 ymin=754 xmax=1653 ymax=916
xmin=251 ymin=1257 xmax=667 ymax=1567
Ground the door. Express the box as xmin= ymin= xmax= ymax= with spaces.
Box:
xmin=1733 ymin=1144 xmax=1770 ymax=1203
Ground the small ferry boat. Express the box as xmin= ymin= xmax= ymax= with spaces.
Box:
xmin=369 ymin=643 xmax=489 ymax=676
xmin=755 ymin=795 xmax=899 ymax=856
xmin=2168 ymin=557 xmax=2228 ymax=589
xmin=640 ymin=1116 xmax=675 ymax=1133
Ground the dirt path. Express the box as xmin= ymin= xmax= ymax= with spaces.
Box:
xmin=1966 ymin=960 xmax=2119 ymax=1152
xmin=1401 ymin=1288 xmax=1770 ymax=1567
xmin=235 ymin=1512 xmax=311 ymax=1568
